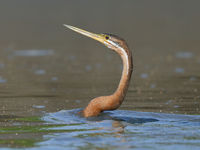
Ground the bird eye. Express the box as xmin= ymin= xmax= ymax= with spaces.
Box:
xmin=105 ymin=36 xmax=109 ymax=40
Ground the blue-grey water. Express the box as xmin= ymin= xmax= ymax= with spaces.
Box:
xmin=43 ymin=110 xmax=200 ymax=150
xmin=0 ymin=0 xmax=200 ymax=149
xmin=1 ymin=109 xmax=200 ymax=150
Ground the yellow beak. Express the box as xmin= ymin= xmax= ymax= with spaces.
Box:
xmin=63 ymin=24 xmax=106 ymax=44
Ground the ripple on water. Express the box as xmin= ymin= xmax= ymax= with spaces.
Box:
xmin=175 ymin=67 xmax=185 ymax=73
xmin=176 ymin=52 xmax=193 ymax=59
xmin=0 ymin=76 xmax=7 ymax=83
xmin=40 ymin=109 xmax=200 ymax=150
xmin=190 ymin=76 xmax=197 ymax=81
xmin=140 ymin=73 xmax=148 ymax=79
xmin=32 ymin=105 xmax=45 ymax=109
xmin=85 ymin=65 xmax=92 ymax=71
xmin=51 ymin=77 xmax=58 ymax=81
xmin=13 ymin=49 xmax=54 ymax=57
xmin=34 ymin=69 xmax=46 ymax=75
xmin=150 ymin=83 xmax=156 ymax=88
xmin=0 ymin=63 xmax=5 ymax=69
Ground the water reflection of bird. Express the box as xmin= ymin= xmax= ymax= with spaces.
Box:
xmin=64 ymin=25 xmax=133 ymax=117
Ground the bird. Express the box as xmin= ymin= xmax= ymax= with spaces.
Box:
xmin=63 ymin=24 xmax=133 ymax=117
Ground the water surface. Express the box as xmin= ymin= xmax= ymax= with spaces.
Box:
xmin=0 ymin=110 xmax=200 ymax=150
xmin=0 ymin=0 xmax=200 ymax=149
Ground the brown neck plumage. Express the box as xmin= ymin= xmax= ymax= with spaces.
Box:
xmin=82 ymin=46 xmax=133 ymax=117
xmin=113 ymin=46 xmax=133 ymax=105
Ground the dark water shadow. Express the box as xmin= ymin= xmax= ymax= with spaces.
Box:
xmin=85 ymin=111 xmax=159 ymax=124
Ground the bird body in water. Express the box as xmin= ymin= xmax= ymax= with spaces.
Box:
xmin=64 ymin=25 xmax=133 ymax=117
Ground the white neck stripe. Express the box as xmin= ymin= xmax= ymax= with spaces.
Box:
xmin=105 ymin=40 xmax=129 ymax=75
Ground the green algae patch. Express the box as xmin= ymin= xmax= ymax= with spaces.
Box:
xmin=0 ymin=115 xmax=44 ymax=123
xmin=14 ymin=116 xmax=43 ymax=122
xmin=0 ymin=123 xmax=91 ymax=134
xmin=0 ymin=139 xmax=39 ymax=148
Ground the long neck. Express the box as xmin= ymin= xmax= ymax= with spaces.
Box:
xmin=82 ymin=46 xmax=133 ymax=117
xmin=113 ymin=47 xmax=133 ymax=103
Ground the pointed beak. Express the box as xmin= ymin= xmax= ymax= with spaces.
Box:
xmin=63 ymin=24 xmax=106 ymax=44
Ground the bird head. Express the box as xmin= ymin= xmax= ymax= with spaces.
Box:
xmin=63 ymin=24 xmax=128 ymax=53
